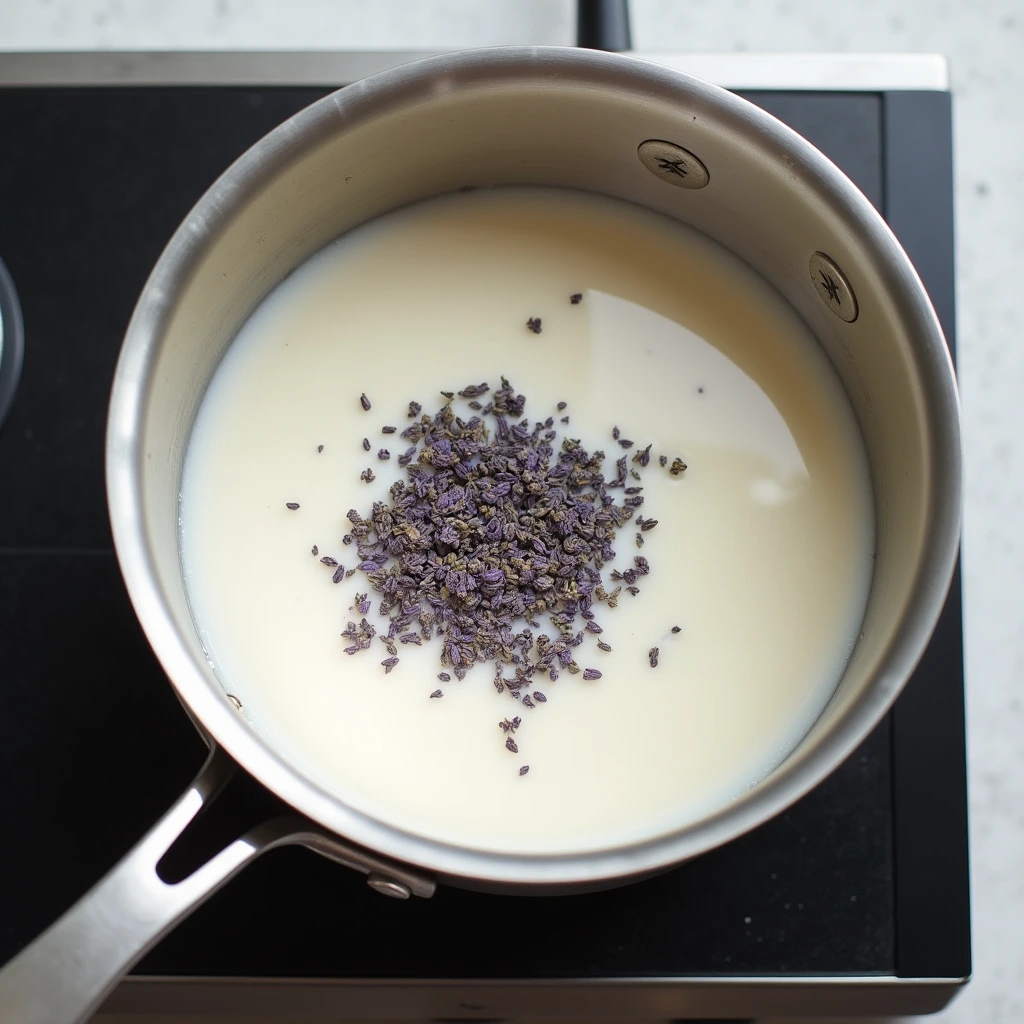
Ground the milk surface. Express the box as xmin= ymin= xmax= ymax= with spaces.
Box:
xmin=180 ymin=187 xmax=873 ymax=854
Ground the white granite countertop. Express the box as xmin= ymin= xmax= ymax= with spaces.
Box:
xmin=1 ymin=1 xmax=1021 ymax=1022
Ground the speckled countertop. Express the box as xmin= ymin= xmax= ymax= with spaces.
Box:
xmin=1 ymin=1 xmax=1021 ymax=1022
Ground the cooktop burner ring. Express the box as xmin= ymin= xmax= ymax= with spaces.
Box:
xmin=0 ymin=256 xmax=24 ymax=431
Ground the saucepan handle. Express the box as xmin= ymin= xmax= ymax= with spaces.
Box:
xmin=0 ymin=745 xmax=435 ymax=1024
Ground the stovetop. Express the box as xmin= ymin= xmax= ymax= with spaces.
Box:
xmin=0 ymin=53 xmax=969 ymax=1020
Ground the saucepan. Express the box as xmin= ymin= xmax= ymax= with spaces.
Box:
xmin=0 ymin=46 xmax=961 ymax=1024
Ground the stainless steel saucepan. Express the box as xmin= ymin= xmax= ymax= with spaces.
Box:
xmin=0 ymin=47 xmax=961 ymax=1024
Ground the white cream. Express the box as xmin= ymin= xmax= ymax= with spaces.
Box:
xmin=180 ymin=187 xmax=873 ymax=855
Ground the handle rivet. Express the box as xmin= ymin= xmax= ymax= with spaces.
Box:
xmin=809 ymin=251 xmax=859 ymax=322
xmin=637 ymin=139 xmax=709 ymax=189
xmin=366 ymin=873 xmax=411 ymax=899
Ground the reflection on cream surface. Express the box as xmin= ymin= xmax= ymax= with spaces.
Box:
xmin=584 ymin=290 xmax=809 ymax=483
xmin=180 ymin=187 xmax=873 ymax=854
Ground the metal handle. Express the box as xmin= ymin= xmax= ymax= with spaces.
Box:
xmin=576 ymin=0 xmax=632 ymax=51
xmin=0 ymin=746 xmax=435 ymax=1024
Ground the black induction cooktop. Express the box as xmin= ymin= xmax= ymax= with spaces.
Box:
xmin=0 ymin=56 xmax=969 ymax=1020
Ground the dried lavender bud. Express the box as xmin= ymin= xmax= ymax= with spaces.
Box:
xmin=285 ymin=502 xmax=300 ymax=510
xmin=407 ymin=401 xmax=422 ymax=418
xmin=317 ymin=444 xmax=324 ymax=453
xmin=438 ymin=672 xmax=451 ymax=682
xmin=440 ymin=390 xmax=454 ymax=400
xmin=526 ymin=317 xmax=542 ymax=334
xmin=659 ymin=454 xmax=668 ymax=467
xmin=342 ymin=534 xmax=353 ymax=545
xmin=381 ymin=656 xmax=399 ymax=674
xmin=506 ymin=736 xmax=519 ymax=753
xmin=332 ymin=565 xmax=346 ymax=584
xmin=532 ymin=691 xmax=547 ymax=702
xmin=671 ymin=625 xmax=681 ymax=633
xmin=359 ymin=393 xmax=371 ymax=411
xmin=670 ymin=457 xmax=688 ymax=475
xmin=642 ymin=519 xmax=659 ymax=531
xmin=362 ymin=438 xmax=371 ymax=451
xmin=597 ymin=640 xmax=612 ymax=652
xmin=360 ymin=468 xmax=376 ymax=483
xmin=320 ymin=556 xmax=338 ymax=567
xmin=635 ymin=533 xmax=644 ymax=548
xmin=378 ymin=449 xmax=391 ymax=460
xmin=612 ymin=426 xmax=620 ymax=440
xmin=618 ymin=438 xmax=634 ymax=449
xmin=626 ymin=585 xmax=640 ymax=596
xmin=557 ymin=401 xmax=567 ymax=411
xmin=649 ymin=647 xmax=660 ymax=668
xmin=311 ymin=544 xmax=319 ymax=556
xmin=633 ymin=444 xmax=652 ymax=468
xmin=334 ymin=378 xmax=661 ymax=769
xmin=561 ymin=416 xmax=569 ymax=424
xmin=458 ymin=382 xmax=490 ymax=398
xmin=429 ymin=689 xmax=443 ymax=698
xmin=570 ymin=293 xmax=583 ymax=304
